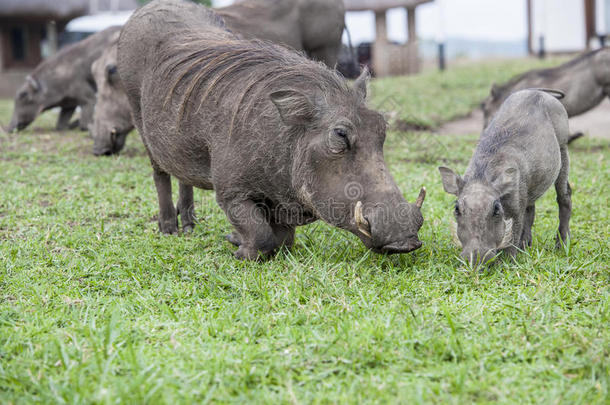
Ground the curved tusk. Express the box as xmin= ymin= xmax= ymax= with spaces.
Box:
xmin=416 ymin=187 xmax=426 ymax=208
xmin=450 ymin=221 xmax=462 ymax=248
xmin=499 ymin=218 xmax=514 ymax=249
xmin=354 ymin=201 xmax=372 ymax=238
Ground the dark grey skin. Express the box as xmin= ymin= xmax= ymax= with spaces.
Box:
xmin=7 ymin=26 xmax=121 ymax=133
xmin=118 ymin=0 xmax=425 ymax=260
xmin=482 ymin=47 xmax=610 ymax=128
xmin=218 ymin=0 xmax=345 ymax=68
xmin=440 ymin=90 xmax=572 ymax=266
xmin=91 ymin=42 xmax=133 ymax=156
xmin=91 ymin=0 xmax=345 ymax=155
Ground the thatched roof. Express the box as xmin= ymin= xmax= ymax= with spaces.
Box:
xmin=0 ymin=0 xmax=89 ymax=21
xmin=344 ymin=0 xmax=433 ymax=12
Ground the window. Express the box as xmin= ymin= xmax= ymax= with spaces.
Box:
xmin=10 ymin=27 xmax=27 ymax=61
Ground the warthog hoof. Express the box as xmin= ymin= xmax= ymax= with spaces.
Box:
xmin=158 ymin=218 xmax=179 ymax=235
xmin=226 ymin=232 xmax=242 ymax=247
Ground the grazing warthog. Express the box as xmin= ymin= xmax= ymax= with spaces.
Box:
xmin=7 ymin=26 xmax=121 ymax=133
xmin=91 ymin=0 xmax=346 ymax=155
xmin=440 ymin=89 xmax=572 ymax=266
xmin=217 ymin=0 xmax=345 ymax=68
xmin=482 ymin=47 xmax=610 ymax=128
xmin=118 ymin=0 xmax=426 ymax=260
xmin=91 ymin=42 xmax=133 ymax=156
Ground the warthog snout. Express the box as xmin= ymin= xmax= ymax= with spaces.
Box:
xmin=354 ymin=187 xmax=425 ymax=254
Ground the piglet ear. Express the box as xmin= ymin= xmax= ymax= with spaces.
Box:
xmin=492 ymin=167 xmax=518 ymax=196
xmin=438 ymin=166 xmax=463 ymax=196
xmin=270 ymin=89 xmax=316 ymax=126
xmin=353 ymin=67 xmax=370 ymax=100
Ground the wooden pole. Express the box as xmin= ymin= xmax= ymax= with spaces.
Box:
xmin=406 ymin=6 xmax=419 ymax=74
xmin=373 ymin=10 xmax=389 ymax=77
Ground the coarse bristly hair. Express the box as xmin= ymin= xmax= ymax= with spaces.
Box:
xmin=156 ymin=18 xmax=352 ymax=137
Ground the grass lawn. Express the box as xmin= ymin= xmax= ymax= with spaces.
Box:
xmin=0 ymin=59 xmax=608 ymax=403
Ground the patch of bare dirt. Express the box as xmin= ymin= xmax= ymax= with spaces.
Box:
xmin=437 ymin=99 xmax=610 ymax=140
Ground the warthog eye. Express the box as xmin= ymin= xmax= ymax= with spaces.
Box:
xmin=330 ymin=127 xmax=350 ymax=152
xmin=493 ymin=200 xmax=502 ymax=217
xmin=334 ymin=127 xmax=348 ymax=139
xmin=454 ymin=201 xmax=460 ymax=216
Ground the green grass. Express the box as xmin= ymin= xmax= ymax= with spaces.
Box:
xmin=370 ymin=57 xmax=568 ymax=128
xmin=0 ymin=59 xmax=609 ymax=403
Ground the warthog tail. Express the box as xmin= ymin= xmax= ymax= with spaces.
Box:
xmin=568 ymin=132 xmax=584 ymax=144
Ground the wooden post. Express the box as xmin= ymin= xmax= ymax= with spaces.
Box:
xmin=46 ymin=20 xmax=58 ymax=56
xmin=406 ymin=7 xmax=419 ymax=74
xmin=373 ymin=10 xmax=389 ymax=77
xmin=526 ymin=0 xmax=533 ymax=55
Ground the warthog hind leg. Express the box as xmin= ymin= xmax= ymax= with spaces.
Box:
xmin=555 ymin=147 xmax=572 ymax=247
xmin=177 ymin=182 xmax=196 ymax=233
xmin=153 ymin=168 xmax=178 ymax=235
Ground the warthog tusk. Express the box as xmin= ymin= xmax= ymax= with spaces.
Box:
xmin=354 ymin=201 xmax=372 ymax=238
xmin=416 ymin=187 xmax=426 ymax=208
xmin=499 ymin=218 xmax=513 ymax=249
xmin=450 ymin=221 xmax=462 ymax=247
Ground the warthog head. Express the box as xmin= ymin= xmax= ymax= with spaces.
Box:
xmin=481 ymin=84 xmax=505 ymax=129
xmin=91 ymin=45 xmax=133 ymax=156
xmin=439 ymin=166 xmax=513 ymax=265
xmin=275 ymin=69 xmax=425 ymax=253
xmin=7 ymin=76 xmax=45 ymax=132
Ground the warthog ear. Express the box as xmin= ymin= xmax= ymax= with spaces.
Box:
xmin=492 ymin=167 xmax=518 ymax=196
xmin=490 ymin=83 xmax=499 ymax=99
xmin=438 ymin=166 xmax=463 ymax=196
xmin=270 ymin=89 xmax=316 ymax=126
xmin=354 ymin=67 xmax=370 ymax=100
xmin=26 ymin=75 xmax=40 ymax=92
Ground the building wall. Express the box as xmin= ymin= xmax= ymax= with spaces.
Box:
xmin=530 ymin=0 xmax=586 ymax=53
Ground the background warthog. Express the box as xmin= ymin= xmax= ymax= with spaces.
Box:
xmin=217 ymin=0 xmax=345 ymax=67
xmin=91 ymin=42 xmax=133 ymax=156
xmin=482 ymin=47 xmax=610 ymax=128
xmin=7 ymin=26 xmax=121 ymax=133
xmin=440 ymin=89 xmax=572 ymax=266
xmin=91 ymin=0 xmax=346 ymax=155
xmin=118 ymin=0 xmax=425 ymax=260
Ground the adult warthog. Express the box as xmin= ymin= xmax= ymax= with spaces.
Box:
xmin=7 ymin=26 xmax=121 ymax=133
xmin=118 ymin=0 xmax=426 ymax=260
xmin=91 ymin=0 xmax=346 ymax=155
xmin=482 ymin=47 xmax=610 ymax=129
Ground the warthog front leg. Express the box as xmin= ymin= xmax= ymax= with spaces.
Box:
xmin=56 ymin=107 xmax=76 ymax=131
xmin=223 ymin=199 xmax=294 ymax=260
xmin=520 ymin=205 xmax=536 ymax=248
xmin=555 ymin=147 xmax=572 ymax=247
xmin=177 ymin=183 xmax=196 ymax=233
xmin=152 ymin=169 xmax=178 ymax=235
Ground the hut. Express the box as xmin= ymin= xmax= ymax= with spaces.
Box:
xmin=527 ymin=0 xmax=606 ymax=55
xmin=0 ymin=0 xmax=89 ymax=96
xmin=344 ymin=0 xmax=433 ymax=77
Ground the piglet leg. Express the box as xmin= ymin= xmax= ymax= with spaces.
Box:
xmin=555 ymin=147 xmax=572 ymax=247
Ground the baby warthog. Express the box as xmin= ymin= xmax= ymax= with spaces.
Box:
xmin=118 ymin=0 xmax=426 ymax=260
xmin=439 ymin=89 xmax=572 ymax=266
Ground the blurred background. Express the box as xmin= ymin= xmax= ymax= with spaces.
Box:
xmin=1 ymin=0 xmax=608 ymax=96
